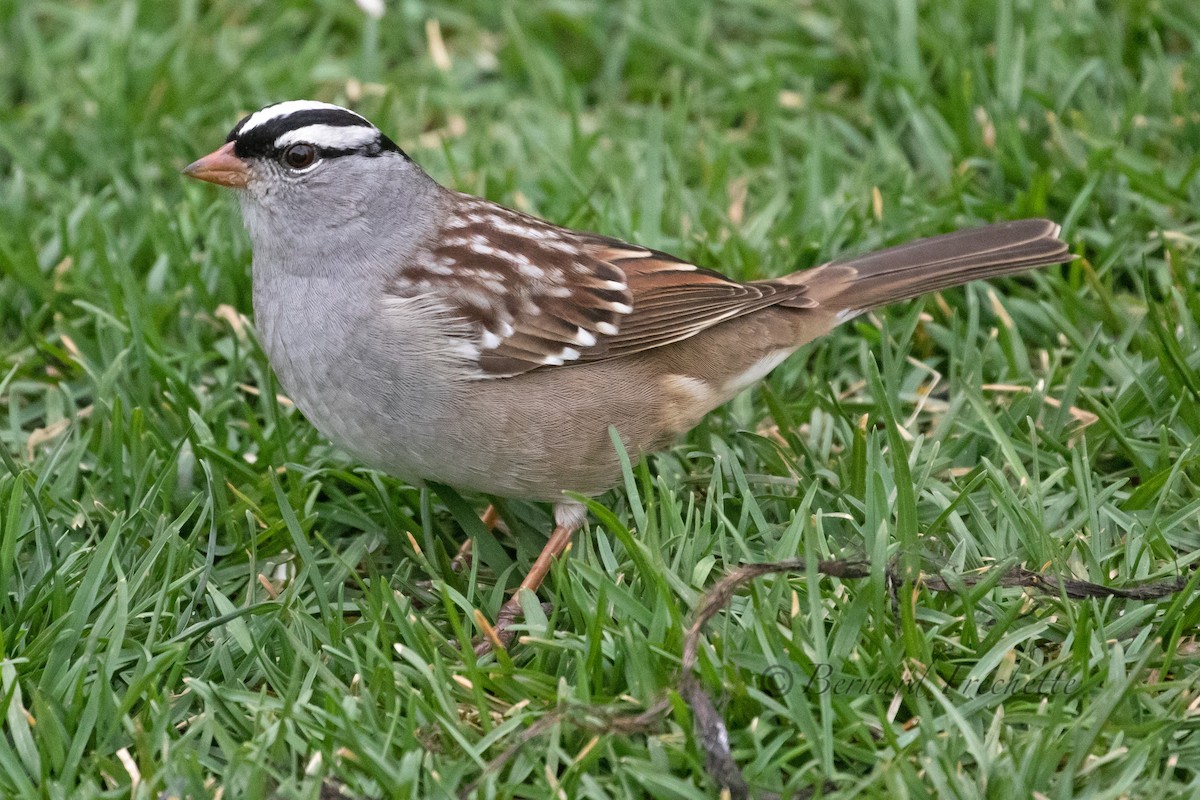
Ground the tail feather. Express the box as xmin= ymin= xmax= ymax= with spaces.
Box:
xmin=798 ymin=219 xmax=1072 ymax=312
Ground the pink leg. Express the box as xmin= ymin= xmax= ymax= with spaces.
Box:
xmin=474 ymin=502 xmax=585 ymax=654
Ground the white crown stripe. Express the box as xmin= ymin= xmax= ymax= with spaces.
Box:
xmin=239 ymin=100 xmax=370 ymax=134
xmin=274 ymin=124 xmax=379 ymax=151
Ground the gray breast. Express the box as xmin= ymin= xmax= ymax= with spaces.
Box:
xmin=252 ymin=272 xmax=474 ymax=484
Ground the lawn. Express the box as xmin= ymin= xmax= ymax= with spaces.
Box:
xmin=2 ymin=0 xmax=1199 ymax=797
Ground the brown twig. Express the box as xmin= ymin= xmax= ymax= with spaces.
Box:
xmin=462 ymin=559 xmax=1194 ymax=798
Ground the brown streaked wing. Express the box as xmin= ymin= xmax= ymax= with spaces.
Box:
xmin=588 ymin=248 xmax=814 ymax=359
xmin=387 ymin=196 xmax=814 ymax=377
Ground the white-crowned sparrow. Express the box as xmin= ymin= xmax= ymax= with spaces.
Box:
xmin=185 ymin=100 xmax=1072 ymax=645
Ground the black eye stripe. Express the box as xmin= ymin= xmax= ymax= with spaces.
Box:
xmin=228 ymin=108 xmax=369 ymax=143
xmin=230 ymin=109 xmax=369 ymax=158
xmin=227 ymin=107 xmax=407 ymax=161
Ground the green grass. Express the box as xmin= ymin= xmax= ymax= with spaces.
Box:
xmin=2 ymin=0 xmax=1200 ymax=797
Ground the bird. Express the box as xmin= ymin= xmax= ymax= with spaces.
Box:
xmin=184 ymin=100 xmax=1072 ymax=647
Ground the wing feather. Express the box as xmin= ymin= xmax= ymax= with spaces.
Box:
xmin=387 ymin=195 xmax=812 ymax=377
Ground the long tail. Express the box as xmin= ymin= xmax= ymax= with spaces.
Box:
xmin=797 ymin=219 xmax=1072 ymax=312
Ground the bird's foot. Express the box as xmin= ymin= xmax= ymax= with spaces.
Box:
xmin=470 ymin=508 xmax=582 ymax=655
xmin=472 ymin=596 xmax=554 ymax=655
xmin=450 ymin=504 xmax=502 ymax=573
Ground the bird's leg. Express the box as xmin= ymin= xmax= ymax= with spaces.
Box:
xmin=450 ymin=504 xmax=501 ymax=572
xmin=474 ymin=502 xmax=585 ymax=654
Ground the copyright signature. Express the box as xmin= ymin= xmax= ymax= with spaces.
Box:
xmin=759 ymin=664 xmax=794 ymax=694
xmin=756 ymin=662 xmax=1081 ymax=697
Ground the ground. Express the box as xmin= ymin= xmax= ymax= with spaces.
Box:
xmin=1 ymin=0 xmax=1198 ymax=797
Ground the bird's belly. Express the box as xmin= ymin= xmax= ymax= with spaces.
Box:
xmin=254 ymin=286 xmax=742 ymax=502
xmin=398 ymin=360 xmax=698 ymax=501
xmin=268 ymin=343 xmax=676 ymax=500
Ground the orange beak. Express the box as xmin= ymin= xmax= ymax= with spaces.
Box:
xmin=183 ymin=142 xmax=249 ymax=188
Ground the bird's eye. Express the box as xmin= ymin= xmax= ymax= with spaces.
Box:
xmin=281 ymin=143 xmax=317 ymax=170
